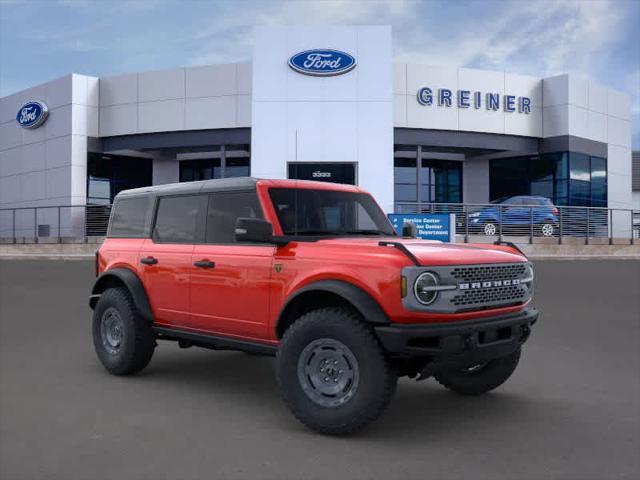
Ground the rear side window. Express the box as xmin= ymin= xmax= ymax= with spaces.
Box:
xmin=109 ymin=197 xmax=151 ymax=238
xmin=153 ymin=195 xmax=201 ymax=244
xmin=206 ymin=191 xmax=263 ymax=244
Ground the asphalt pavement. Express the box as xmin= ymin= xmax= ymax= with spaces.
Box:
xmin=0 ymin=259 xmax=639 ymax=480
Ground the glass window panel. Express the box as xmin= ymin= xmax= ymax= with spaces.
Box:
xmin=570 ymin=153 xmax=590 ymax=181
xmin=555 ymin=179 xmax=568 ymax=200
xmin=448 ymin=168 xmax=461 ymax=186
xmin=109 ymin=197 xmax=151 ymax=238
xmin=420 ymin=167 xmax=432 ymax=185
xmin=88 ymin=153 xmax=151 ymax=203
xmin=269 ymin=188 xmax=394 ymax=236
xmin=569 ymin=180 xmax=590 ymax=206
xmin=530 ymin=180 xmax=553 ymax=199
xmin=394 ymin=184 xmax=417 ymax=202
xmin=447 ymin=187 xmax=461 ymax=203
xmin=206 ymin=191 xmax=263 ymax=244
xmin=153 ymin=195 xmax=200 ymax=243
xmin=591 ymin=156 xmax=606 ymax=180
xmin=88 ymin=177 xmax=111 ymax=200
xmin=530 ymin=156 xmax=555 ymax=183
xmin=180 ymin=159 xmax=221 ymax=182
xmin=434 ymin=182 xmax=447 ymax=203
xmin=542 ymin=152 xmax=569 ymax=179
xmin=394 ymin=157 xmax=417 ymax=184
xmin=226 ymin=157 xmax=250 ymax=178
xmin=420 ymin=185 xmax=431 ymax=203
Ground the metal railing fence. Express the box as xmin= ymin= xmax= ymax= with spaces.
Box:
xmin=0 ymin=204 xmax=111 ymax=241
xmin=0 ymin=202 xmax=638 ymax=245
xmin=395 ymin=202 xmax=639 ymax=245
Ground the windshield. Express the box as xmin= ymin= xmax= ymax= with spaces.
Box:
xmin=269 ymin=188 xmax=395 ymax=237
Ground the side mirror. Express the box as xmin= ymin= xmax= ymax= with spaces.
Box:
xmin=235 ymin=217 xmax=274 ymax=243
xmin=402 ymin=222 xmax=418 ymax=238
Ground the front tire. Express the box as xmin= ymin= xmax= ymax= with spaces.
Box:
xmin=434 ymin=348 xmax=521 ymax=395
xmin=276 ymin=307 xmax=397 ymax=435
xmin=540 ymin=222 xmax=555 ymax=237
xmin=92 ymin=287 xmax=155 ymax=376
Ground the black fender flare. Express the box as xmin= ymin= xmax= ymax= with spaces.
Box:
xmin=276 ymin=280 xmax=390 ymax=338
xmin=89 ymin=268 xmax=154 ymax=323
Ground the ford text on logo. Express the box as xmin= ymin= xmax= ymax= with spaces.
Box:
xmin=288 ymin=49 xmax=357 ymax=76
xmin=16 ymin=101 xmax=49 ymax=129
xmin=417 ymin=87 xmax=531 ymax=114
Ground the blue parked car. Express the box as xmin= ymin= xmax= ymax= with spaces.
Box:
xmin=467 ymin=196 xmax=559 ymax=237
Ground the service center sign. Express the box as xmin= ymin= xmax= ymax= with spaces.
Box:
xmin=388 ymin=213 xmax=456 ymax=242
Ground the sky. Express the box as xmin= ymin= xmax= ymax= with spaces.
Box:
xmin=1 ymin=0 xmax=638 ymax=147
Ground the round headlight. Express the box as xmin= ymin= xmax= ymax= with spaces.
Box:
xmin=414 ymin=272 xmax=439 ymax=305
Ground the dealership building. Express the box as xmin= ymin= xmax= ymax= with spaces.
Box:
xmin=0 ymin=26 xmax=634 ymax=236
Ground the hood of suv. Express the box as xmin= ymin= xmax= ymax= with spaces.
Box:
xmin=312 ymin=237 xmax=527 ymax=265
xmin=396 ymin=239 xmax=526 ymax=265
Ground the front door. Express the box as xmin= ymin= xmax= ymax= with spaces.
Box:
xmin=139 ymin=194 xmax=204 ymax=328
xmin=189 ymin=191 xmax=274 ymax=341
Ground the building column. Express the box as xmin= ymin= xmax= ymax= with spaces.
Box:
xmin=152 ymin=153 xmax=179 ymax=185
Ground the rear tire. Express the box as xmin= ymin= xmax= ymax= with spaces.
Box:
xmin=92 ymin=287 xmax=155 ymax=376
xmin=276 ymin=307 xmax=397 ymax=435
xmin=434 ymin=348 xmax=521 ymax=395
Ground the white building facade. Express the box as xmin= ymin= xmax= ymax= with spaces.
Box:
xmin=0 ymin=26 xmax=634 ymax=236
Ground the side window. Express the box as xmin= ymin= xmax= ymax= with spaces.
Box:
xmin=153 ymin=195 xmax=200 ymax=243
xmin=206 ymin=191 xmax=264 ymax=244
xmin=503 ymin=197 xmax=522 ymax=206
xmin=109 ymin=197 xmax=151 ymax=238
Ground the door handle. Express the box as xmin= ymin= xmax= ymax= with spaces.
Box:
xmin=140 ymin=256 xmax=158 ymax=265
xmin=194 ymin=260 xmax=215 ymax=269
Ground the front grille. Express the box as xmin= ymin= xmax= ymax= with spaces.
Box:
xmin=451 ymin=284 xmax=528 ymax=307
xmin=451 ymin=264 xmax=527 ymax=283
xmin=402 ymin=262 xmax=534 ymax=314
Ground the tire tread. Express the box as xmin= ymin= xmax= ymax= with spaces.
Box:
xmin=276 ymin=307 xmax=396 ymax=435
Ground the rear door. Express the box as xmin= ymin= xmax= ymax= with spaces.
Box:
xmin=139 ymin=194 xmax=205 ymax=328
xmin=189 ymin=190 xmax=274 ymax=340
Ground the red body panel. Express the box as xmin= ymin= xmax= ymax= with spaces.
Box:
xmin=189 ymin=244 xmax=274 ymax=340
xmin=98 ymin=178 xmax=530 ymax=343
xmin=139 ymin=239 xmax=193 ymax=327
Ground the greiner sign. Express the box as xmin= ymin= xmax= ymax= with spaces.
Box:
xmin=417 ymin=87 xmax=532 ymax=114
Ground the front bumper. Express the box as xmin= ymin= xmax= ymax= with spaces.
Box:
xmin=375 ymin=308 xmax=538 ymax=368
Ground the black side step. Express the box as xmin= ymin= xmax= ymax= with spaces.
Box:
xmin=153 ymin=326 xmax=277 ymax=356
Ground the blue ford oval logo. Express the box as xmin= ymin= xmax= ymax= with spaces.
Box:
xmin=288 ymin=49 xmax=357 ymax=77
xmin=16 ymin=101 xmax=49 ymax=129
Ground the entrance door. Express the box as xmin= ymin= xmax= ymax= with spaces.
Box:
xmin=288 ymin=163 xmax=356 ymax=185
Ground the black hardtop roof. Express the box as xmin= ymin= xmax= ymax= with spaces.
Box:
xmin=115 ymin=177 xmax=260 ymax=200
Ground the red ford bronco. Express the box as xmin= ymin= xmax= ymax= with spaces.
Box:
xmin=90 ymin=178 xmax=538 ymax=435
